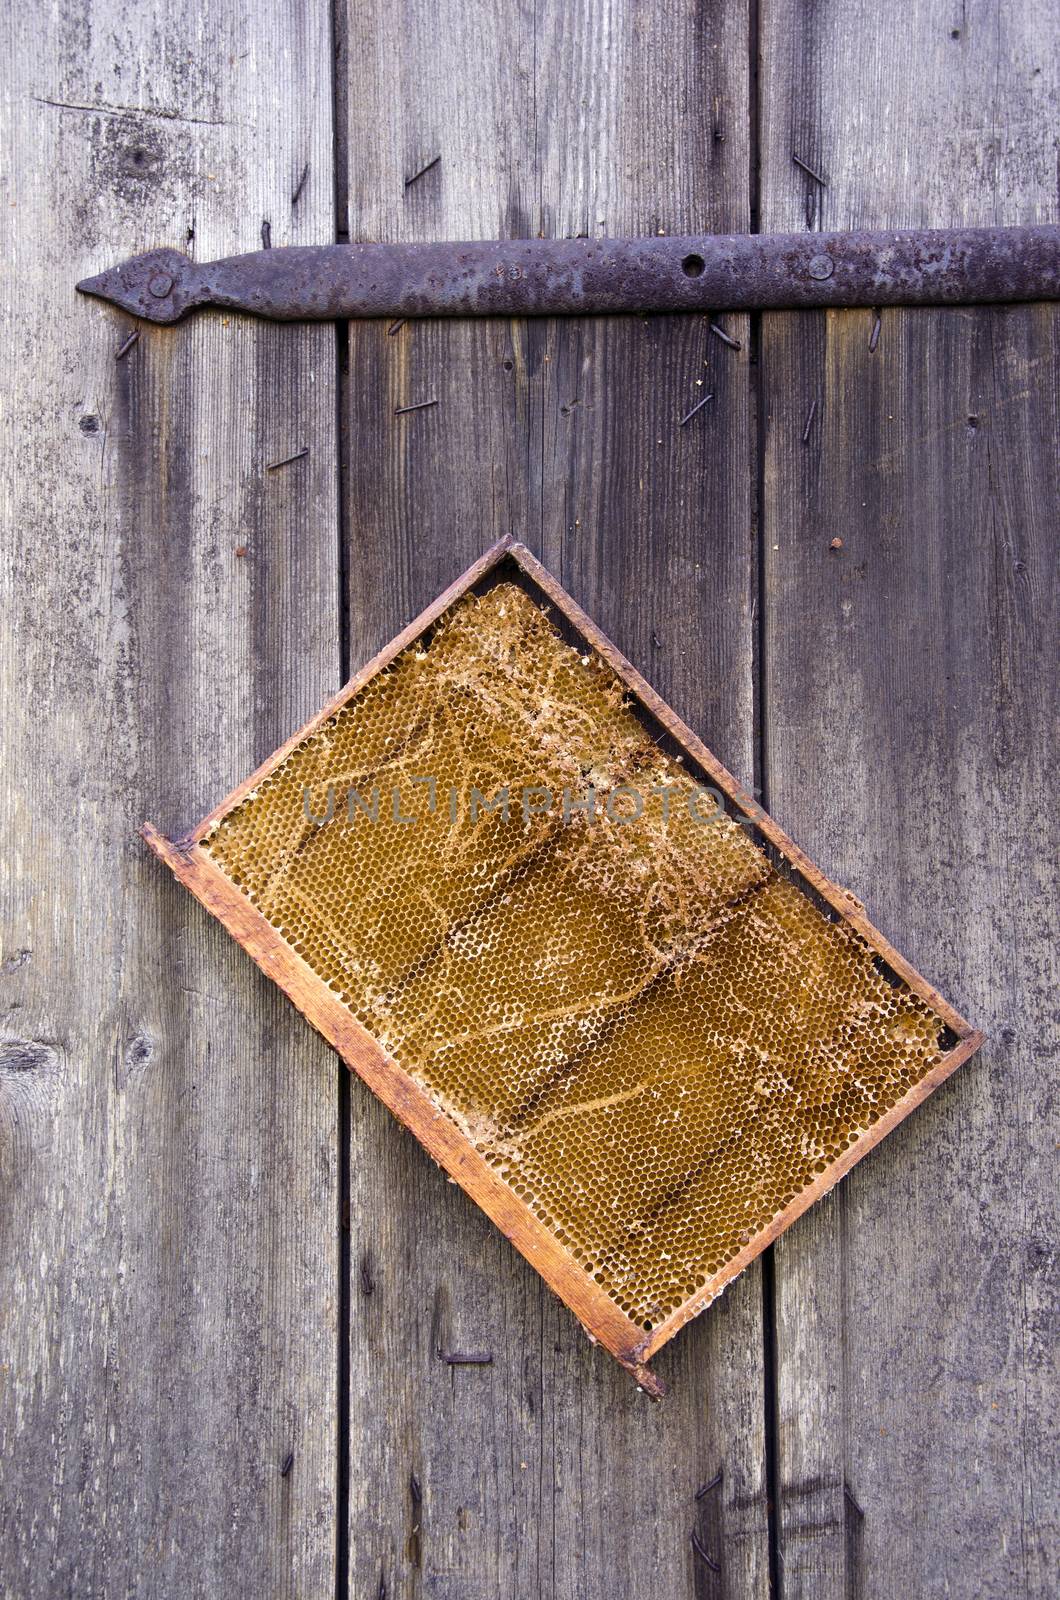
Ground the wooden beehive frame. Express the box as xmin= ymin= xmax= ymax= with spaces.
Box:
xmin=142 ymin=537 xmax=983 ymax=1395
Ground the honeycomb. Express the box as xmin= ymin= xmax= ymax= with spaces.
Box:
xmin=203 ymin=582 xmax=949 ymax=1330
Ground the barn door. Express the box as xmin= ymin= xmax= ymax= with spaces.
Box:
xmin=1 ymin=1 xmax=1054 ymax=1598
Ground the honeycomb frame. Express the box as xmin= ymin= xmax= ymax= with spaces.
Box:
xmin=143 ymin=537 xmax=983 ymax=1395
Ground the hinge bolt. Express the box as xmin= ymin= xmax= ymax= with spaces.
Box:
xmin=149 ymin=273 xmax=175 ymax=298
xmin=808 ymin=253 xmax=834 ymax=280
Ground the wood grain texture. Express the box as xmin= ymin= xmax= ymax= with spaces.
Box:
xmin=759 ymin=2 xmax=1059 ymax=1595
xmin=342 ymin=2 xmax=769 ymax=1595
xmin=0 ymin=3 xmax=340 ymax=1595
xmin=3 ymin=2 xmax=1054 ymax=1595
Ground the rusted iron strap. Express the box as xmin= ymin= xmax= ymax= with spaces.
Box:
xmin=77 ymin=224 xmax=1059 ymax=325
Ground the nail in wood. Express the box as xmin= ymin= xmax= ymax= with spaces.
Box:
xmin=405 ymin=155 xmax=440 ymax=189
xmin=709 ymin=321 xmax=741 ymax=351
xmin=291 ymin=162 xmax=309 ymax=206
xmin=690 ymin=1529 xmax=720 ymax=1573
xmin=679 ymin=393 xmax=715 ymax=427
xmin=793 ymin=151 xmax=829 ymax=187
xmin=266 ymin=445 xmax=310 ymax=471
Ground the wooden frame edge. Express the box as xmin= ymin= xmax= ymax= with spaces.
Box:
xmin=506 ymin=543 xmax=980 ymax=1042
xmin=635 ymin=1026 xmax=983 ymax=1363
xmin=146 ymin=538 xmax=986 ymax=1391
xmin=504 ymin=543 xmax=986 ymax=1359
xmin=140 ymin=822 xmax=665 ymax=1398
xmin=189 ymin=535 xmax=518 ymax=845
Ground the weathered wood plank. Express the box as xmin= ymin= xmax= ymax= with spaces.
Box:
xmin=0 ymin=4 xmax=340 ymax=1595
xmin=343 ymin=2 xmax=768 ymax=1595
xmin=759 ymin=2 xmax=1058 ymax=1594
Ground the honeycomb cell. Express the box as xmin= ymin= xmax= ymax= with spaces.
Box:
xmin=202 ymin=579 xmax=950 ymax=1330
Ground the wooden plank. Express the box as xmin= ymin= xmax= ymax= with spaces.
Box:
xmin=342 ymin=2 xmax=769 ymax=1595
xmin=758 ymin=2 xmax=1058 ymax=1594
xmin=0 ymin=5 xmax=339 ymax=1596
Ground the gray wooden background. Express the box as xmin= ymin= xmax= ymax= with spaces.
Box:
xmin=1 ymin=1 xmax=1056 ymax=1596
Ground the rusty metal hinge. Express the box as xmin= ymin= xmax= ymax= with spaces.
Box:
xmin=77 ymin=224 xmax=1058 ymax=325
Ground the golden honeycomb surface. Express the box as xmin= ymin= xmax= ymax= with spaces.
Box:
xmin=204 ymin=583 xmax=949 ymax=1329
